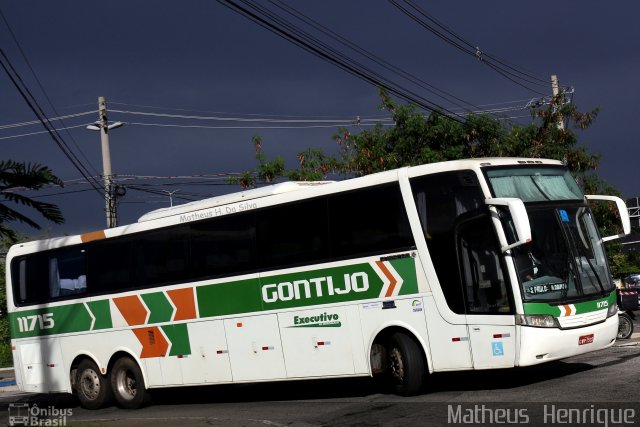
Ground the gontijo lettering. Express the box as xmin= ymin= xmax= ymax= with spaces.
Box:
xmin=262 ymin=272 xmax=369 ymax=303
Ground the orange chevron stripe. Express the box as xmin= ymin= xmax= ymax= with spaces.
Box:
xmin=376 ymin=261 xmax=397 ymax=297
xmin=80 ymin=230 xmax=106 ymax=243
xmin=167 ymin=288 xmax=197 ymax=321
xmin=133 ymin=327 xmax=169 ymax=358
xmin=113 ymin=295 xmax=148 ymax=326
xmin=562 ymin=305 xmax=571 ymax=316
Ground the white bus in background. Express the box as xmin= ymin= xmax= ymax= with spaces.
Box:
xmin=5 ymin=157 xmax=630 ymax=409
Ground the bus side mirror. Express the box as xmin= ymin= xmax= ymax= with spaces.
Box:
xmin=485 ymin=197 xmax=532 ymax=252
xmin=584 ymin=195 xmax=631 ymax=242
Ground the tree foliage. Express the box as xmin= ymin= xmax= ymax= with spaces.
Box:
xmin=236 ymin=88 xmax=604 ymax=187
xmin=0 ymin=160 xmax=65 ymax=242
xmin=234 ymin=89 xmax=637 ymax=276
xmin=331 ymin=89 xmax=601 ymax=177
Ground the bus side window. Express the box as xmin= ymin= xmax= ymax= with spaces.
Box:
xmin=329 ymin=184 xmax=414 ymax=259
xmin=11 ymin=254 xmax=48 ymax=305
xmin=18 ymin=259 xmax=27 ymax=302
xmin=49 ymin=248 xmax=88 ymax=298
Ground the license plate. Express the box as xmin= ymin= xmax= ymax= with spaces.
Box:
xmin=578 ymin=334 xmax=594 ymax=345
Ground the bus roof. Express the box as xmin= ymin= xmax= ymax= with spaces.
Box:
xmin=7 ymin=157 xmax=565 ymax=255
xmin=137 ymin=181 xmax=335 ymax=223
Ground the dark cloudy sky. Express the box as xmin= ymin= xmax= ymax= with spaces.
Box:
xmin=1 ymin=1 xmax=639 ymax=237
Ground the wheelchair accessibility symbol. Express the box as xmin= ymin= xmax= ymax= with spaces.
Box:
xmin=492 ymin=341 xmax=504 ymax=356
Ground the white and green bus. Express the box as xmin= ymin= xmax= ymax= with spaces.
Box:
xmin=6 ymin=157 xmax=630 ymax=409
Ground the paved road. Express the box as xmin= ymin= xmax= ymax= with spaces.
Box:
xmin=0 ymin=322 xmax=638 ymax=426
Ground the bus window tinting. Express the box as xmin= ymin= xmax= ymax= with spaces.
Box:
xmin=329 ymin=185 xmax=414 ymax=258
xmin=12 ymin=182 xmax=414 ymax=306
xmin=258 ymin=198 xmax=329 ymax=269
xmin=140 ymin=227 xmax=190 ymax=286
xmin=191 ymin=213 xmax=256 ymax=279
xmin=88 ymin=236 xmax=138 ymax=293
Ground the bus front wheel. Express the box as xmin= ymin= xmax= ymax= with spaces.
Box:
xmin=388 ymin=332 xmax=425 ymax=396
xmin=618 ymin=313 xmax=634 ymax=340
xmin=75 ymin=359 xmax=112 ymax=409
xmin=110 ymin=356 xmax=149 ymax=409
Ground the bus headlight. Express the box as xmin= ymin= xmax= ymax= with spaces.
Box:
xmin=516 ymin=314 xmax=560 ymax=328
xmin=606 ymin=303 xmax=618 ymax=318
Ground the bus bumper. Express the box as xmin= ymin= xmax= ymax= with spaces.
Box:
xmin=517 ymin=315 xmax=618 ymax=366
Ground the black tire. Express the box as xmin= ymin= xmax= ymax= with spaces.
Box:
xmin=110 ymin=356 xmax=150 ymax=409
xmin=75 ymin=359 xmax=112 ymax=410
xmin=387 ymin=332 xmax=425 ymax=396
xmin=618 ymin=313 xmax=634 ymax=340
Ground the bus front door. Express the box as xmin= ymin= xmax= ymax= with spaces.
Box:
xmin=457 ymin=215 xmax=516 ymax=369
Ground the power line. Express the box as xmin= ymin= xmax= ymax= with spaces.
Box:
xmin=388 ymin=0 xmax=555 ymax=96
xmin=0 ymin=7 xmax=101 ymax=177
xmin=0 ymin=123 xmax=92 ymax=141
xmin=266 ymin=0 xmax=486 ymax=116
xmin=0 ymin=111 xmax=95 ymax=130
xmin=120 ymin=121 xmax=385 ymax=130
xmin=217 ymin=0 xmax=468 ymax=124
xmin=109 ymin=101 xmax=392 ymax=120
xmin=110 ymin=109 xmax=381 ymax=124
xmin=0 ymin=47 xmax=104 ymax=196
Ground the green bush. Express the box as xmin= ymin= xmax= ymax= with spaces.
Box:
xmin=0 ymin=342 xmax=11 ymax=368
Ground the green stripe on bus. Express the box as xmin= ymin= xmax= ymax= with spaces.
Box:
xmin=392 ymin=257 xmax=419 ymax=295
xmin=87 ymin=300 xmax=112 ymax=330
xmin=9 ymin=304 xmax=93 ymax=339
xmin=10 ymin=257 xmax=419 ymax=339
xmin=523 ymin=291 xmax=615 ymax=317
xmin=196 ymin=277 xmax=264 ymax=318
xmin=162 ymin=324 xmax=191 ymax=356
xmin=141 ymin=292 xmax=174 ymax=324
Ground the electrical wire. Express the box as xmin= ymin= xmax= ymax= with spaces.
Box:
xmin=389 ymin=0 xmax=555 ymax=96
xmin=217 ymin=0 xmax=468 ymax=124
xmin=0 ymin=47 xmax=104 ymax=196
xmin=0 ymin=123 xmax=92 ymax=141
xmin=120 ymin=121 xmax=385 ymax=130
xmin=0 ymin=7 xmax=101 ymax=177
xmin=266 ymin=0 xmax=486 ymax=116
xmin=110 ymin=109 xmax=381 ymax=124
xmin=0 ymin=111 xmax=95 ymax=130
xmin=109 ymin=101 xmax=392 ymax=120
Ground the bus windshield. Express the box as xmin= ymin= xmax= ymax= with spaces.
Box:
xmin=486 ymin=166 xmax=613 ymax=302
xmin=511 ymin=206 xmax=613 ymax=302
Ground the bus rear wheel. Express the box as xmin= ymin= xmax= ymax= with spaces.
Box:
xmin=76 ymin=359 xmax=112 ymax=409
xmin=110 ymin=356 xmax=149 ymax=409
xmin=387 ymin=332 xmax=425 ymax=396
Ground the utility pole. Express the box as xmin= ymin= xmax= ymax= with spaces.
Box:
xmin=99 ymin=96 xmax=115 ymax=228
xmin=551 ymin=75 xmax=565 ymax=131
xmin=87 ymin=96 xmax=123 ymax=228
